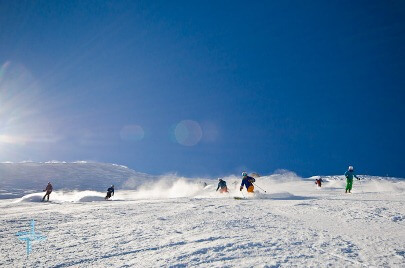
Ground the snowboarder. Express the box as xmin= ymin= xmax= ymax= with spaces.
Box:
xmin=345 ymin=166 xmax=360 ymax=193
xmin=105 ymin=185 xmax=114 ymax=200
xmin=42 ymin=182 xmax=53 ymax=201
xmin=240 ymin=172 xmax=255 ymax=193
xmin=216 ymin=178 xmax=228 ymax=193
xmin=315 ymin=178 xmax=323 ymax=187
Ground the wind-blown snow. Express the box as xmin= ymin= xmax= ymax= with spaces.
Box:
xmin=0 ymin=163 xmax=404 ymax=267
xmin=0 ymin=162 xmax=154 ymax=198
xmin=14 ymin=191 xmax=106 ymax=203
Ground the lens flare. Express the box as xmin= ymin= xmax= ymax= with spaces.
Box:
xmin=120 ymin=125 xmax=145 ymax=142
xmin=0 ymin=61 xmax=60 ymax=160
xmin=174 ymin=120 xmax=202 ymax=146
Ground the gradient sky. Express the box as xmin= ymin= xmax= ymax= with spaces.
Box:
xmin=0 ymin=0 xmax=404 ymax=177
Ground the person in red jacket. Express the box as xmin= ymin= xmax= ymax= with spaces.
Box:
xmin=315 ymin=178 xmax=323 ymax=187
xmin=42 ymin=182 xmax=53 ymax=201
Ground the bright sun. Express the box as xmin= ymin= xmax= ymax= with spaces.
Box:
xmin=0 ymin=61 xmax=59 ymax=159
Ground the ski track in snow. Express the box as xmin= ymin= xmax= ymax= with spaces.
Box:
xmin=1 ymin=177 xmax=405 ymax=267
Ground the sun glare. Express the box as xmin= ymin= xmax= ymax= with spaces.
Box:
xmin=0 ymin=61 xmax=59 ymax=160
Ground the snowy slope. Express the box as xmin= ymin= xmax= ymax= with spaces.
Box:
xmin=0 ymin=162 xmax=155 ymax=199
xmin=0 ymin=169 xmax=404 ymax=267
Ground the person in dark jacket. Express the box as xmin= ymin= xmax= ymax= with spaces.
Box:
xmin=105 ymin=185 xmax=114 ymax=200
xmin=240 ymin=172 xmax=255 ymax=193
xmin=216 ymin=179 xmax=228 ymax=193
xmin=42 ymin=182 xmax=53 ymax=201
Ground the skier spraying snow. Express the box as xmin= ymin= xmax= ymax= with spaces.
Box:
xmin=105 ymin=185 xmax=114 ymax=200
xmin=315 ymin=178 xmax=323 ymax=187
xmin=240 ymin=172 xmax=255 ymax=193
xmin=345 ymin=166 xmax=360 ymax=193
xmin=42 ymin=182 xmax=53 ymax=201
xmin=216 ymin=179 xmax=228 ymax=193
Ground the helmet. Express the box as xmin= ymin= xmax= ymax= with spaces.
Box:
xmin=348 ymin=166 xmax=354 ymax=171
xmin=242 ymin=172 xmax=248 ymax=177
xmin=218 ymin=178 xmax=222 ymax=181
xmin=111 ymin=185 xmax=114 ymax=188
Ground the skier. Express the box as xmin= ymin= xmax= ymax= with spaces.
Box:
xmin=344 ymin=166 xmax=360 ymax=193
xmin=216 ymin=178 xmax=228 ymax=193
xmin=105 ymin=185 xmax=114 ymax=200
xmin=42 ymin=182 xmax=53 ymax=201
xmin=315 ymin=178 xmax=323 ymax=187
xmin=240 ymin=172 xmax=255 ymax=193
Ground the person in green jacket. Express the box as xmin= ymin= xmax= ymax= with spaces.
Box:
xmin=344 ymin=166 xmax=360 ymax=193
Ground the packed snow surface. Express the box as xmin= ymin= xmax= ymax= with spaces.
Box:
xmin=0 ymin=165 xmax=404 ymax=267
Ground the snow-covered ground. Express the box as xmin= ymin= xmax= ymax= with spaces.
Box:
xmin=0 ymin=165 xmax=404 ymax=267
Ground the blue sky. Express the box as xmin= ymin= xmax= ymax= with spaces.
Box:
xmin=0 ymin=0 xmax=404 ymax=177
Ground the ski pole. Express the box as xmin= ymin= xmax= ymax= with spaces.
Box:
xmin=358 ymin=177 xmax=364 ymax=194
xmin=253 ymin=182 xmax=267 ymax=193
xmin=240 ymin=189 xmax=245 ymax=199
